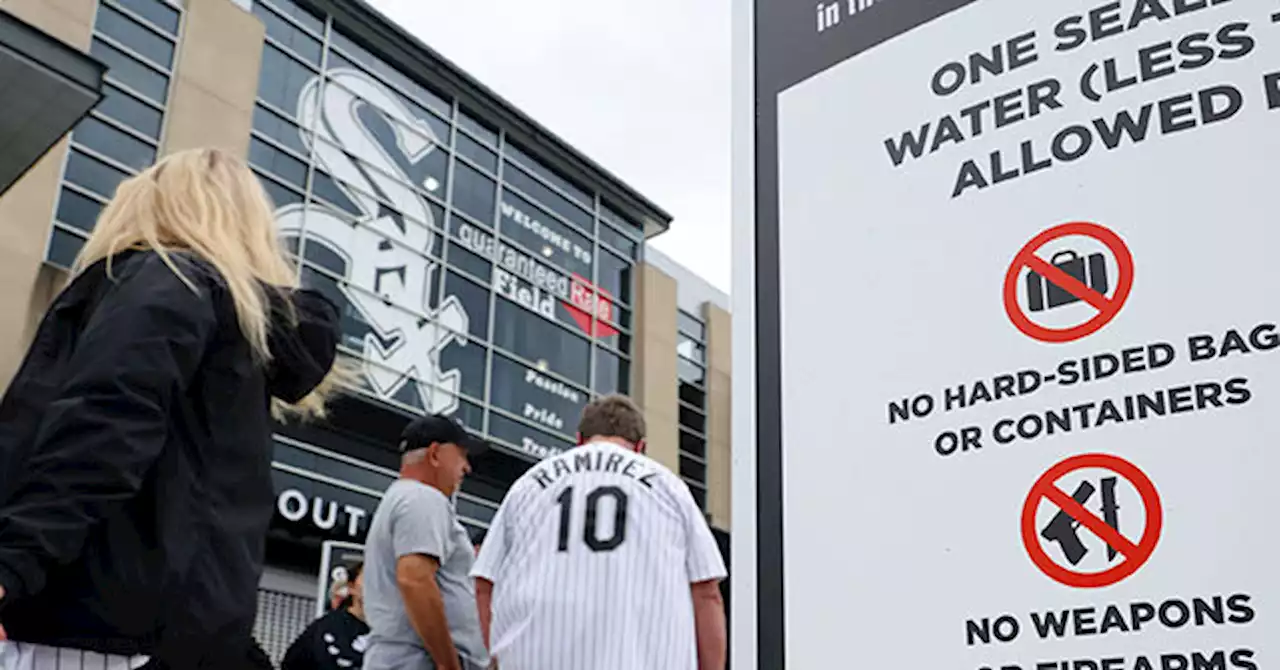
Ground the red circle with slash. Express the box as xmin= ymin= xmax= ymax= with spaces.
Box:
xmin=1004 ymin=222 xmax=1133 ymax=343
xmin=1021 ymin=453 xmax=1162 ymax=589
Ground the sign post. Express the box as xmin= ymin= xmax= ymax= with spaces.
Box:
xmin=316 ymin=540 xmax=365 ymax=619
xmin=733 ymin=0 xmax=1280 ymax=667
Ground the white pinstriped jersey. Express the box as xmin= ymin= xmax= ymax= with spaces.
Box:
xmin=473 ymin=440 xmax=732 ymax=670
xmin=470 ymin=441 xmax=727 ymax=670
xmin=0 ymin=641 xmax=148 ymax=670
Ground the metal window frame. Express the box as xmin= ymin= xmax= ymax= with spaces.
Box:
xmin=254 ymin=0 xmax=326 ymax=39
xmin=486 ymin=403 xmax=579 ymax=446
xmin=452 ymin=129 xmax=500 ymax=175
xmin=324 ymin=28 xmax=452 ymax=120
xmin=43 ymin=0 xmax=184 ymax=266
xmin=61 ymin=146 xmax=135 ymax=193
xmin=102 ymin=0 xmax=183 ymax=40
xmin=295 ymin=0 xmax=669 ymax=237
xmin=500 ymin=153 xmax=596 ymax=229
xmin=273 ymin=433 xmax=498 ymax=511
xmin=95 ymin=1 xmax=180 ymax=70
xmin=100 ymin=77 xmax=167 ymax=119
xmin=259 ymin=27 xmax=324 ymax=70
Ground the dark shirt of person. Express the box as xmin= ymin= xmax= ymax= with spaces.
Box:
xmin=281 ymin=608 xmax=370 ymax=670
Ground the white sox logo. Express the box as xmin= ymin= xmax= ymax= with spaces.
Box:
xmin=275 ymin=69 xmax=468 ymax=414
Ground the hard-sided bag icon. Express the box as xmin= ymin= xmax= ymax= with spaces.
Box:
xmin=1026 ymin=250 xmax=1109 ymax=312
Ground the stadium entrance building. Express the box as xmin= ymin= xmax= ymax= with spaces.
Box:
xmin=0 ymin=0 xmax=733 ymax=663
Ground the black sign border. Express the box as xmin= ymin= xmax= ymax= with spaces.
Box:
xmin=751 ymin=1 xmax=980 ymax=666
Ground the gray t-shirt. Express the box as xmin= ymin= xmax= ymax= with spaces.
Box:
xmin=362 ymin=479 xmax=489 ymax=670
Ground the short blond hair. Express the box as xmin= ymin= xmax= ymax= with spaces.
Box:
xmin=578 ymin=394 xmax=646 ymax=444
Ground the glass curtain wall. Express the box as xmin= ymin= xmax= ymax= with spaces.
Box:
xmin=46 ymin=0 xmax=185 ymax=267
xmin=247 ymin=0 xmax=644 ymax=465
xmin=676 ymin=309 xmax=710 ymax=511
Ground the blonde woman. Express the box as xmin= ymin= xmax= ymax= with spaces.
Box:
xmin=0 ymin=148 xmax=344 ymax=669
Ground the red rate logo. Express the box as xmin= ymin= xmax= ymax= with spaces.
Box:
xmin=565 ymin=274 xmax=619 ymax=339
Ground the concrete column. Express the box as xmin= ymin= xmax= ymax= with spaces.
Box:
xmin=705 ymin=303 xmax=732 ymax=530
xmin=3 ymin=0 xmax=95 ymax=48
xmin=161 ymin=0 xmax=263 ymax=158
xmin=634 ymin=262 xmax=680 ymax=473
xmin=0 ymin=0 xmax=96 ymax=392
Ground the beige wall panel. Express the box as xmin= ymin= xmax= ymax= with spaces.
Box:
xmin=162 ymin=0 xmax=263 ymax=158
xmin=3 ymin=0 xmax=96 ymax=49
xmin=635 ymin=263 xmax=680 ymax=473
xmin=163 ymin=83 xmax=255 ymax=157
xmin=0 ymin=1 xmax=93 ymax=392
xmin=0 ymin=140 xmax=74 ymax=391
xmin=705 ymin=305 xmax=732 ymax=529
xmin=706 ymin=304 xmax=731 ymax=374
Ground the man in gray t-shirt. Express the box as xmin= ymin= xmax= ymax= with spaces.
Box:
xmin=362 ymin=415 xmax=490 ymax=670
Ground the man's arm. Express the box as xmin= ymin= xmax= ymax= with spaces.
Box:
xmin=470 ymin=491 xmax=515 ymax=655
xmin=669 ymin=474 xmax=730 ymax=670
xmin=475 ymin=577 xmax=494 ymax=650
xmin=397 ymin=554 xmax=461 ymax=670
xmin=691 ymin=580 xmax=727 ymax=670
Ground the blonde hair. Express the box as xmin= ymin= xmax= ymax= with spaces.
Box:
xmin=72 ymin=147 xmax=352 ymax=421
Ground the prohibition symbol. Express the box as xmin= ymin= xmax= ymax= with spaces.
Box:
xmin=1021 ymin=453 xmax=1162 ymax=589
xmin=1004 ymin=222 xmax=1133 ymax=343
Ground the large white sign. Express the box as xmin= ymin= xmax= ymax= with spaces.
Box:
xmin=736 ymin=0 xmax=1280 ymax=667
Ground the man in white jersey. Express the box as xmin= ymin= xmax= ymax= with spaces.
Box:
xmin=471 ymin=394 xmax=727 ymax=670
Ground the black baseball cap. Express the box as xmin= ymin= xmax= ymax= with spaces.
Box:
xmin=399 ymin=414 xmax=489 ymax=457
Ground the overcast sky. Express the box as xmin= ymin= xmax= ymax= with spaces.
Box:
xmin=368 ymin=0 xmax=733 ymax=292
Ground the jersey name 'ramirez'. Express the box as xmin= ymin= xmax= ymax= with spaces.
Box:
xmin=530 ymin=450 xmax=660 ymax=490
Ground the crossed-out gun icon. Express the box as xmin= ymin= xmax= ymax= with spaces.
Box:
xmin=1040 ymin=477 xmax=1121 ymax=565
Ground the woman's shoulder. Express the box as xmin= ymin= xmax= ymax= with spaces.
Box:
xmin=86 ymin=250 xmax=237 ymax=322
xmin=75 ymin=250 xmax=234 ymax=329
xmin=111 ymin=248 xmax=226 ymax=289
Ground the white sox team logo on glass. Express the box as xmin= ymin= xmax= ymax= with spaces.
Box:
xmin=274 ymin=69 xmax=469 ymax=415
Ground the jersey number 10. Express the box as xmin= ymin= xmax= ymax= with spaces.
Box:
xmin=555 ymin=485 xmax=629 ymax=553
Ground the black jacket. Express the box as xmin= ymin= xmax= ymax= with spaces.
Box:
xmin=281 ymin=609 xmax=370 ymax=670
xmin=0 ymin=250 xmax=339 ymax=667
xmin=139 ymin=637 xmax=276 ymax=670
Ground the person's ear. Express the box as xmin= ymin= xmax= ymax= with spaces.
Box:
xmin=636 ymin=439 xmax=646 ymax=454
xmin=576 ymin=432 xmax=585 ymax=446
xmin=426 ymin=442 xmax=442 ymax=464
